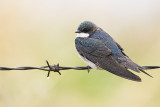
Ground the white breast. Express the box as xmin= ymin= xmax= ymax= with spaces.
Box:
xmin=75 ymin=47 xmax=99 ymax=69
xmin=79 ymin=54 xmax=98 ymax=69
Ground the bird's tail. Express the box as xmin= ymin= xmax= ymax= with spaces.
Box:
xmin=142 ymin=66 xmax=160 ymax=70
xmin=137 ymin=66 xmax=160 ymax=78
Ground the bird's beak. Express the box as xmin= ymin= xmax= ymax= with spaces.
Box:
xmin=75 ymin=30 xmax=81 ymax=33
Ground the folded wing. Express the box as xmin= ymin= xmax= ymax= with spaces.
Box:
xmin=75 ymin=37 xmax=141 ymax=82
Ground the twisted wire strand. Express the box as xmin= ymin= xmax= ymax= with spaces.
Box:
xmin=0 ymin=60 xmax=91 ymax=78
xmin=0 ymin=66 xmax=90 ymax=71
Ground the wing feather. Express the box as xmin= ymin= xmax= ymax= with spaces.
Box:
xmin=75 ymin=37 xmax=141 ymax=82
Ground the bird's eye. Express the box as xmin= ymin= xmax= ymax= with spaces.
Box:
xmin=82 ymin=28 xmax=89 ymax=33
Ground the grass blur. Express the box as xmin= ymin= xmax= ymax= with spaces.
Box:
xmin=0 ymin=0 xmax=160 ymax=107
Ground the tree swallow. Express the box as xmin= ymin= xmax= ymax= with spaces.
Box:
xmin=75 ymin=21 xmax=160 ymax=82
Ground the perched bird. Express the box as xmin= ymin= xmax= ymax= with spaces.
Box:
xmin=75 ymin=21 xmax=160 ymax=82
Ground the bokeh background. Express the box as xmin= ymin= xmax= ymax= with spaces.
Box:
xmin=0 ymin=0 xmax=160 ymax=107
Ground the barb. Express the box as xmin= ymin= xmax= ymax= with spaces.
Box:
xmin=0 ymin=60 xmax=92 ymax=78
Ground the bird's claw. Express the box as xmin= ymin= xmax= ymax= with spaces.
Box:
xmin=87 ymin=66 xmax=91 ymax=73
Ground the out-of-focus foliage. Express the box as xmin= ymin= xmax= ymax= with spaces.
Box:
xmin=0 ymin=0 xmax=160 ymax=107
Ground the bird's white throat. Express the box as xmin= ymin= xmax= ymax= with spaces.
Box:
xmin=77 ymin=33 xmax=89 ymax=38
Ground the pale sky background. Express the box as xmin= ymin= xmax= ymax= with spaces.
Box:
xmin=0 ymin=0 xmax=160 ymax=107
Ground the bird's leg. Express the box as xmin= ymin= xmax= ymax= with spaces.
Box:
xmin=87 ymin=66 xmax=91 ymax=73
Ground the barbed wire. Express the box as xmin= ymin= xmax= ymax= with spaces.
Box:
xmin=0 ymin=60 xmax=91 ymax=79
xmin=1 ymin=60 xmax=157 ymax=79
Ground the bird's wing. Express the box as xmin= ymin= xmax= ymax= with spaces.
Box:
xmin=115 ymin=41 xmax=129 ymax=56
xmin=115 ymin=39 xmax=152 ymax=77
xmin=75 ymin=37 xmax=141 ymax=82
xmin=75 ymin=37 xmax=112 ymax=57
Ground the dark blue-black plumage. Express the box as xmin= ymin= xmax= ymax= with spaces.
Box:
xmin=75 ymin=21 xmax=160 ymax=82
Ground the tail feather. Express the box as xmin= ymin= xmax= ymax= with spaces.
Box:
xmin=139 ymin=66 xmax=160 ymax=78
xmin=142 ymin=66 xmax=160 ymax=70
xmin=139 ymin=68 xmax=153 ymax=78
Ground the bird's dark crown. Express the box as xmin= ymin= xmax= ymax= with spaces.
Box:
xmin=75 ymin=21 xmax=98 ymax=34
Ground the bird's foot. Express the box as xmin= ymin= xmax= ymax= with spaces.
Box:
xmin=87 ymin=66 xmax=91 ymax=73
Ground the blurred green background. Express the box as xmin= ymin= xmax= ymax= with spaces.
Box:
xmin=0 ymin=0 xmax=160 ymax=107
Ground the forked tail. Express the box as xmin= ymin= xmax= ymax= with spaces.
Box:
xmin=142 ymin=66 xmax=160 ymax=70
xmin=138 ymin=66 xmax=160 ymax=78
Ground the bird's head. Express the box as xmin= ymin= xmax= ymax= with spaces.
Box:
xmin=75 ymin=21 xmax=98 ymax=37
